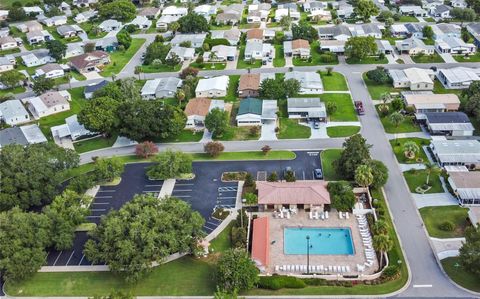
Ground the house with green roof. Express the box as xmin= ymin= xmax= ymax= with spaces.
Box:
xmin=236 ymin=98 xmax=277 ymax=126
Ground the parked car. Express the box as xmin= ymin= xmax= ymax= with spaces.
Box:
xmin=313 ymin=168 xmax=323 ymax=179
xmin=313 ymin=121 xmax=320 ymax=129
xmin=354 ymin=101 xmax=365 ymax=115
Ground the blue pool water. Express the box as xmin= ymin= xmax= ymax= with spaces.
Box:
xmin=284 ymin=227 xmax=355 ymax=255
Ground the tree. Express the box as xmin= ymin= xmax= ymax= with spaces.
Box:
xmin=43 ymin=190 xmax=90 ymax=250
xmin=118 ymin=78 xmax=141 ymax=102
xmin=178 ymin=12 xmax=209 ymax=33
xmin=291 ymin=21 xmax=319 ymax=43
xmin=377 ymin=10 xmax=393 ymax=21
xmin=345 ymin=36 xmax=378 ymax=61
xmin=334 ymin=134 xmax=371 ymax=180
xmin=180 ymin=67 xmax=199 ymax=79
xmin=284 ymin=170 xmax=296 ymax=182
xmin=366 ymin=67 xmax=391 ymax=84
xmin=450 ymin=7 xmax=476 ymax=25
xmin=422 ymin=25 xmax=433 ymax=40
xmin=175 ymin=89 xmax=186 ymax=104
xmin=135 ymin=141 xmax=159 ymax=158
xmin=267 ymin=171 xmax=278 ymax=182
xmin=32 ymin=76 xmax=55 ymax=95
xmin=116 ymin=30 xmax=132 ymax=49
xmin=403 ymin=141 xmax=420 ymax=159
xmin=283 ymin=78 xmax=301 ymax=97
xmin=279 ymin=15 xmax=292 ymax=30
xmin=327 ymin=181 xmax=356 ymax=211
xmin=373 ymin=233 xmax=393 ymax=267
xmin=0 ymin=143 xmax=79 ymax=211
xmin=461 ymin=27 xmax=471 ymax=42
xmin=466 ymin=0 xmax=480 ymax=13
xmin=44 ymin=0 xmax=63 ymax=7
xmin=46 ymin=40 xmax=67 ymax=61
xmin=261 ymin=145 xmax=272 ymax=156
xmin=78 ymin=96 xmax=120 ymax=135
xmin=326 ymin=66 xmax=333 ymax=76
xmin=144 ymin=41 xmax=171 ymax=65
xmin=0 ymin=208 xmax=52 ymax=282
xmin=365 ymin=159 xmax=389 ymax=189
xmin=326 ymin=102 xmax=337 ymax=115
xmin=354 ymin=0 xmax=379 ymax=22
xmin=98 ymin=0 xmax=136 ymax=22
xmin=92 ymin=81 xmax=123 ymax=100
xmin=84 ymin=195 xmax=204 ymax=282
xmin=169 ymin=21 xmax=180 ymax=34
xmin=204 ymin=141 xmax=225 ymax=158
xmin=205 ymin=107 xmax=229 ymax=138
xmin=355 ymin=164 xmax=374 ymax=188
xmin=390 ymin=98 xmax=404 ymax=112
xmin=215 ymin=249 xmax=259 ymax=293
xmin=424 ymin=161 xmax=440 ymax=186
xmin=372 ymin=220 xmax=389 ymax=235
xmin=260 ymin=78 xmax=299 ymax=99
xmin=0 ymin=70 xmax=25 ymax=89
xmin=8 ymin=6 xmax=27 ymax=21
xmin=94 ymin=157 xmax=125 ymax=183
xmin=389 ymin=112 xmax=404 ymax=130
xmin=464 ymin=94 xmax=480 ymax=119
xmin=147 ymin=149 xmax=192 ymax=179
xmin=459 ymin=226 xmax=480 ymax=277
xmin=165 ymin=52 xmax=181 ymax=67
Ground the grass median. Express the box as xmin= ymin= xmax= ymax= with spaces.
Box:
xmin=419 ymin=206 xmax=469 ymax=238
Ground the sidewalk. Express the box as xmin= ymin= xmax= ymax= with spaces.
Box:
xmin=399 ymin=163 xmax=425 ymax=172
xmin=386 ymin=131 xmax=430 ymax=140
xmin=158 ymin=179 xmax=175 ymax=198
xmin=431 ymin=237 xmax=465 ymax=260
xmin=412 ymin=192 xmax=458 ymax=208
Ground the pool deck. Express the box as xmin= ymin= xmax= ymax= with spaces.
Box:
xmin=264 ymin=210 xmax=379 ymax=276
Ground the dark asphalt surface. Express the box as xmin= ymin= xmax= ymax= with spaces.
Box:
xmin=45 ymin=151 xmax=322 ymax=266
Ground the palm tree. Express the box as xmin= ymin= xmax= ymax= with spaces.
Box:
xmin=373 ymin=234 xmax=393 ymax=268
xmin=379 ymin=92 xmax=391 ymax=110
xmin=403 ymin=141 xmax=420 ymax=160
xmin=389 ymin=112 xmax=404 ymax=130
xmin=169 ymin=22 xmax=180 ymax=35
xmin=372 ymin=220 xmax=389 ymax=235
xmin=175 ymin=89 xmax=185 ymax=105
xmin=326 ymin=66 xmax=334 ymax=76
xmin=134 ymin=66 xmax=142 ymax=80
xmin=354 ymin=165 xmax=373 ymax=188
xmin=424 ymin=161 xmax=440 ymax=186
xmin=65 ymin=72 xmax=72 ymax=89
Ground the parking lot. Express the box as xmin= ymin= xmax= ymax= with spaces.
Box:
xmin=45 ymin=151 xmax=322 ymax=266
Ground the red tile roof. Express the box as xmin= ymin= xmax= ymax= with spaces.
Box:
xmin=257 ymin=181 xmax=331 ymax=205
xmin=251 ymin=217 xmax=269 ymax=269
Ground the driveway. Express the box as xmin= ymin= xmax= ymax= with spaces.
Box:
xmin=439 ymin=52 xmax=457 ymax=63
xmin=82 ymin=71 xmax=103 ymax=80
xmin=226 ymin=51 xmax=239 ymax=70
xmin=400 ymin=54 xmax=415 ymax=64
xmin=303 ymin=121 xmax=328 ymax=139
xmin=285 ymin=56 xmax=293 ymax=67
xmin=386 ymin=54 xmax=397 ymax=64
xmin=412 ymin=192 xmax=459 ymax=208
xmin=259 ymin=121 xmax=277 ymax=141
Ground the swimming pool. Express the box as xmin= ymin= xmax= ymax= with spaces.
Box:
xmin=284 ymin=227 xmax=355 ymax=255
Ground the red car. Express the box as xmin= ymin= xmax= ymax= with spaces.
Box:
xmin=354 ymin=101 xmax=365 ymax=115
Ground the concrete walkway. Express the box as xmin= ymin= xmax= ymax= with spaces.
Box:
xmin=259 ymin=121 xmax=277 ymax=141
xmin=326 ymin=121 xmax=361 ymax=127
xmin=112 ymin=136 xmax=137 ymax=148
xmin=387 ymin=54 xmax=398 ymax=64
xmin=431 ymin=237 xmax=465 ymax=260
xmin=400 ymin=54 xmax=415 ymax=64
xmin=386 ymin=131 xmax=431 ymax=140
xmin=413 ymin=193 xmax=459 ymax=208
xmin=399 ymin=163 xmax=426 ymax=171
xmin=439 ymin=52 xmax=456 ymax=63
xmin=158 ymin=179 xmax=176 ymax=198
xmin=201 ymin=130 xmax=213 ymax=142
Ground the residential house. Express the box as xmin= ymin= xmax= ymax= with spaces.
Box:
xmin=432 ymin=23 xmax=460 ymax=39
xmin=98 ymin=19 xmax=122 ymax=32
xmin=399 ymin=6 xmax=428 ymax=17
xmin=94 ymin=36 xmax=118 ymax=52
xmin=26 ymin=30 xmax=49 ymax=45
xmin=451 ymin=0 xmax=467 ymax=8
xmin=23 ymin=6 xmax=43 ymax=16
xmin=25 ymin=91 xmax=71 ymax=119
xmin=156 ymin=15 xmax=181 ymax=30
xmin=0 ymin=36 xmax=18 ymax=50
xmin=194 ymin=5 xmax=217 ymax=19
xmin=215 ymin=6 xmax=242 ymax=25
xmin=171 ymin=34 xmax=207 ymax=48
xmin=0 ymin=28 xmax=9 ymax=38
xmin=161 ymin=6 xmax=188 ymax=17
xmin=309 ymin=9 xmax=332 ymax=21
xmin=246 ymin=29 xmax=274 ymax=42
xmin=319 ymin=40 xmax=346 ymax=53
xmin=21 ymin=52 xmax=54 ymax=67
xmin=349 ymin=24 xmax=382 ymax=38
xmin=437 ymin=67 xmax=480 ymax=89
xmin=389 ymin=68 xmax=435 ymax=90
xmin=0 ymin=125 xmax=47 ymax=148
xmin=376 ymin=40 xmax=394 ymax=54
xmin=203 ymin=45 xmax=237 ymax=62
xmin=138 ymin=7 xmax=161 ymax=19
xmin=430 ymin=139 xmax=480 ymax=168
xmin=467 ymin=23 xmax=480 ymax=48
xmin=430 ymin=4 xmax=451 ymax=19
xmin=74 ymin=10 xmax=97 ymax=23
xmin=50 ymin=114 xmax=95 ymax=142
xmin=211 ymin=29 xmax=241 ymax=45
xmin=56 ymin=25 xmax=83 ymax=38
xmin=435 ymin=37 xmax=476 ymax=55
xmin=275 ymin=7 xmax=300 ymax=22
xmin=34 ymin=63 xmax=65 ymax=79
xmin=0 ymin=100 xmax=30 ymax=125
xmin=195 ymin=76 xmax=229 ymax=98
xmin=84 ymin=80 xmax=108 ymax=99
xmin=0 ymin=57 xmax=14 ymax=73
xmin=238 ymin=73 xmax=275 ymax=98
xmin=184 ymin=98 xmax=225 ymax=129
xmin=248 ymin=3 xmax=271 ymax=12
xmin=0 ymin=10 xmax=8 ymax=21
xmin=247 ymin=10 xmax=268 ymax=23
xmin=236 ymin=98 xmax=277 ymax=126
xmin=285 ymin=71 xmax=323 ymax=94
xmin=422 ymin=0 xmax=443 ymax=10
xmin=20 ymin=20 xmax=43 ymax=33
xmin=447 ymin=171 xmax=480 ymax=205
xmin=390 ymin=24 xmax=410 ymax=38
xmin=424 ymin=112 xmax=474 ymax=136
xmin=318 ymin=25 xmax=352 ymax=41
xmin=283 ymin=39 xmax=311 ymax=59
xmin=128 ymin=16 xmax=152 ymax=29
xmin=167 ymin=46 xmax=195 ymax=62
xmin=69 ymin=51 xmax=110 ymax=73
xmin=395 ymin=38 xmax=434 ymax=55
xmin=244 ymin=40 xmax=273 ymax=61
xmin=401 ymin=91 xmax=460 ymax=117
xmin=60 ymin=2 xmax=71 ymax=16
xmin=405 ymin=23 xmax=425 ymax=38
xmin=72 ymin=0 xmax=97 ymax=7
xmin=140 ymin=77 xmax=182 ymax=99
xmin=303 ymin=1 xmax=326 ymax=12
xmin=287 ymin=97 xmax=326 ymax=122
xmin=38 ymin=15 xmax=67 ymax=27
xmin=337 ymin=4 xmax=354 ymax=19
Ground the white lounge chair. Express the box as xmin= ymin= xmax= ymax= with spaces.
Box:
xmin=319 ymin=265 xmax=324 ymax=272
xmin=275 ymin=265 xmax=279 ymax=271
xmin=286 ymin=211 xmax=291 ymax=219
xmin=309 ymin=211 xmax=313 ymax=219
xmin=346 ymin=266 xmax=350 ymax=272
xmin=328 ymin=265 xmax=333 ymax=272
xmin=339 ymin=211 xmax=343 ymax=219
xmin=365 ymin=261 xmax=373 ymax=267
xmin=346 ymin=212 xmax=349 ymax=219
xmin=325 ymin=211 xmax=329 ymax=219
xmin=321 ymin=212 xmax=325 ymax=220
xmin=314 ymin=211 xmax=319 ymax=220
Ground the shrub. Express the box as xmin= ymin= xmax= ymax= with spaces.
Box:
xmin=439 ymin=221 xmax=455 ymax=231
xmin=204 ymin=141 xmax=225 ymax=158
xmin=319 ymin=53 xmax=336 ymax=63
xmin=382 ymin=265 xmax=399 ymax=278
xmin=303 ymin=278 xmax=327 ymax=286
xmin=267 ymin=171 xmax=278 ymax=182
xmin=244 ymin=173 xmax=255 ymax=187
xmin=244 ymin=193 xmax=257 ymax=205
xmin=258 ymin=275 xmax=306 ymax=290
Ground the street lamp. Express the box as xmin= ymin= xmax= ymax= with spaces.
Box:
xmin=306 ymin=235 xmax=310 ymax=275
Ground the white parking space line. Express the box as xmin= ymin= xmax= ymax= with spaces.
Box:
xmin=53 ymin=251 xmax=63 ymax=266
xmin=145 ymin=184 xmax=162 ymax=187
xmin=142 ymin=190 xmax=159 ymax=193
xmin=91 ymin=209 xmax=106 ymax=212
xmin=91 ymin=202 xmax=109 ymax=205
xmin=174 ymin=189 xmax=192 ymax=192
xmin=95 ymin=196 xmax=112 ymax=199
xmin=207 ymin=221 xmax=219 ymax=226
xmin=218 ymin=196 xmax=236 ymax=199
xmin=97 ymin=190 xmax=116 ymax=193
xmin=302 ymin=171 xmax=305 ymax=180
xmin=86 ymin=215 xmax=101 ymax=218
xmin=66 ymin=251 xmax=75 ymax=265
xmin=173 ymin=195 xmax=191 ymax=198
xmin=78 ymin=255 xmax=85 ymax=265
xmin=175 ymin=183 xmax=194 ymax=186
xmin=413 ymin=285 xmax=433 ymax=288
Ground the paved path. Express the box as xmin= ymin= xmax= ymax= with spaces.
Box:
xmin=326 ymin=121 xmax=361 ymax=127
xmin=431 ymin=237 xmax=465 ymax=260
xmin=439 ymin=52 xmax=457 ymax=63
xmin=399 ymin=163 xmax=426 ymax=171
xmin=412 ymin=193 xmax=459 ymax=208
xmin=386 ymin=131 xmax=431 ymax=140
xmin=158 ymin=179 xmax=176 ymax=198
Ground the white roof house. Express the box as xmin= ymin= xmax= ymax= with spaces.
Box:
xmin=194 ymin=5 xmax=217 ymax=17
xmin=21 ymin=52 xmax=55 ymax=67
xmin=437 ymin=67 xmax=480 ymax=89
xmin=128 ymin=16 xmax=152 ymax=29
xmin=395 ymin=38 xmax=435 ymax=55
xmin=435 ymin=36 xmax=476 ymax=55
xmin=244 ymin=40 xmax=273 ymax=60
xmin=431 ymin=139 xmax=480 ymax=166
xmin=203 ymin=45 xmax=237 ymax=61
xmin=38 ymin=15 xmax=67 ymax=27
xmin=399 ymin=5 xmax=428 ymax=16
xmin=74 ymin=10 xmax=97 ymax=23
xmin=287 ymin=97 xmax=326 ymax=120
xmin=236 ymin=98 xmax=278 ymax=126
xmin=23 ymin=6 xmax=44 ymax=14
xmin=285 ymin=71 xmax=323 ymax=94
xmin=141 ymin=77 xmax=182 ymax=99
xmin=51 ymin=114 xmax=95 ymax=141
xmin=195 ymin=76 xmax=230 ymax=98
xmin=162 ymin=6 xmax=188 ymax=17
xmin=0 ymin=100 xmax=30 ymax=126
xmin=389 ymin=68 xmax=434 ymax=90
xmin=171 ymin=34 xmax=207 ymax=48
xmin=25 ymin=91 xmax=71 ymax=119
xmin=448 ymin=171 xmax=480 ymax=205
xmin=98 ymin=19 xmax=122 ymax=32
xmin=390 ymin=24 xmax=409 ymax=37
xmin=167 ymin=46 xmax=195 ymax=61
xmin=157 ymin=15 xmax=182 ymax=30
xmin=211 ymin=29 xmax=241 ymax=45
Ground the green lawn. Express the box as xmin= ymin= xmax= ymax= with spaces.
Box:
xmin=79 ymin=23 xmax=108 ymax=39
xmin=0 ymin=48 xmax=20 ymax=55
xmin=0 ymin=86 xmax=26 ymax=97
xmin=389 ymin=138 xmax=430 ymax=164
xmin=320 ymin=149 xmax=344 ymax=181
xmin=403 ymin=170 xmax=444 ymax=194
xmin=273 ymin=44 xmax=285 ymax=67
xmin=5 ymin=257 xmax=216 ymax=296
xmin=189 ymin=62 xmax=226 ymax=70
xmin=140 ymin=64 xmax=181 ymax=73
xmin=363 ymin=73 xmax=404 ymax=100
xmin=319 ymin=71 xmax=348 ymax=91
xmin=433 ymin=81 xmax=462 ymax=96
xmin=411 ymin=53 xmax=444 ymax=63
xmin=191 ymin=151 xmax=296 ymax=161
xmin=442 ymin=257 xmax=480 ymax=293
xmin=346 ymin=56 xmax=388 ymax=64
xmin=155 ymin=130 xmax=203 ymax=143
xmin=216 ymin=125 xmax=259 ymax=141
xmin=326 ymin=126 xmax=360 ymax=137
xmin=419 ymin=206 xmax=469 ymax=238
xmin=73 ymin=135 xmax=118 ymax=153
xmin=453 ymin=53 xmax=480 ymax=62
xmin=320 ymin=94 xmax=357 ymax=121
xmin=209 ymin=221 xmax=233 ymax=253
xmin=100 ymin=39 xmax=146 ymax=77
xmin=398 ymin=15 xmax=419 ymax=22
xmin=277 ymin=118 xmax=311 ymax=139
xmin=377 ymin=105 xmax=422 ymax=133
xmin=424 ymin=17 xmax=435 ymax=22
xmin=423 ymin=38 xmax=435 ymax=45
xmin=38 ymin=87 xmax=87 ymax=140
xmin=222 ymin=75 xmax=240 ymax=102
xmin=292 ymin=42 xmax=339 ymax=66
xmin=237 ymin=45 xmax=262 ymax=69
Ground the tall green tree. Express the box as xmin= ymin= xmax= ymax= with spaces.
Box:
xmin=84 ymin=195 xmax=204 ymax=282
xmin=98 ymin=0 xmax=136 ymax=21
xmin=215 ymin=248 xmax=259 ymax=293
xmin=403 ymin=141 xmax=420 ymax=159
xmin=92 ymin=81 xmax=124 ymax=100
xmin=354 ymin=0 xmax=379 ymax=22
xmin=178 ymin=12 xmax=209 ymax=33
xmin=389 ymin=111 xmax=404 ymax=130
xmin=450 ymin=7 xmax=476 ymax=25
xmin=94 ymin=157 xmax=125 ymax=183
xmin=327 ymin=181 xmax=356 ymax=211
xmin=144 ymin=41 xmax=171 ymax=65
xmin=334 ymin=134 xmax=371 ymax=180
xmin=354 ymin=164 xmax=374 ymax=188
xmin=279 ymin=15 xmax=292 ymax=30
xmin=46 ymin=40 xmax=67 ymax=61
xmin=365 ymin=159 xmax=389 ymax=189
xmin=0 ymin=70 xmax=25 ymax=89
xmin=118 ymin=78 xmax=141 ymax=102
xmin=424 ymin=161 xmax=440 ymax=186
xmin=291 ymin=21 xmax=319 ymax=43
xmin=0 ymin=207 xmax=52 ymax=282
xmin=459 ymin=226 xmax=480 ymax=277
xmin=345 ymin=36 xmax=378 ymax=61
xmin=422 ymin=25 xmax=434 ymax=40
xmin=147 ymin=149 xmax=193 ymax=180
xmin=32 ymin=76 xmax=55 ymax=95
xmin=78 ymin=96 xmax=121 ymax=135
xmin=205 ymin=107 xmax=229 ymax=138
xmin=373 ymin=233 xmax=393 ymax=267
xmin=116 ymin=30 xmax=132 ymax=49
